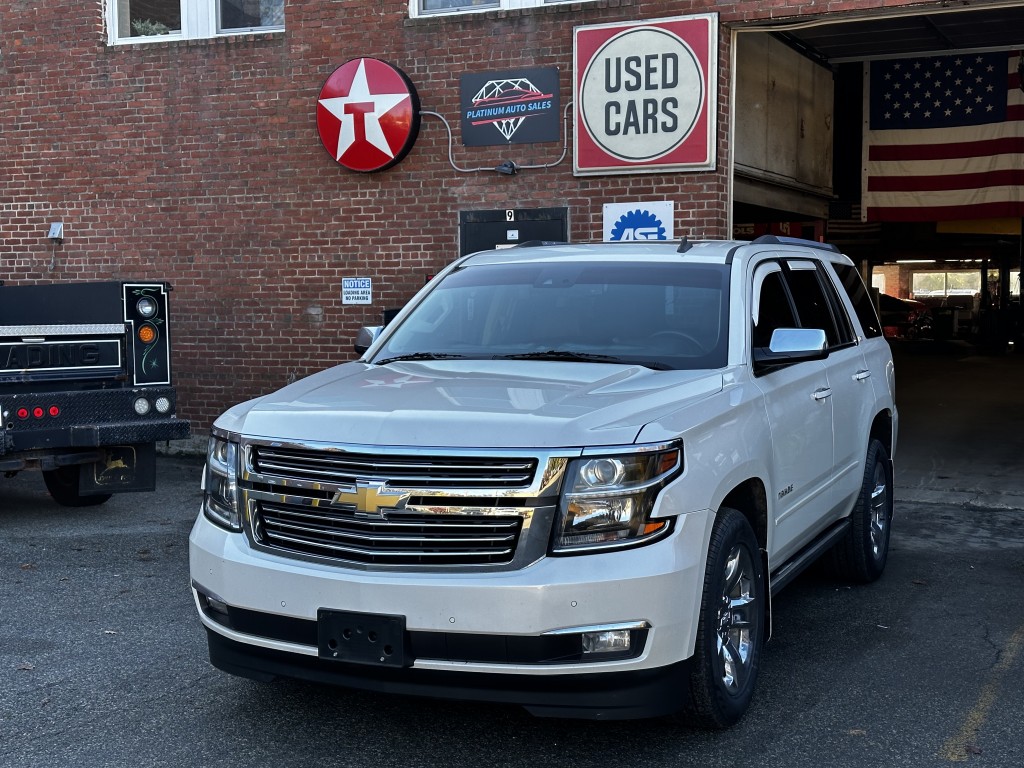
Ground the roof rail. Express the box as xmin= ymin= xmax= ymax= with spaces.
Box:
xmin=750 ymin=235 xmax=840 ymax=254
xmin=514 ymin=240 xmax=567 ymax=248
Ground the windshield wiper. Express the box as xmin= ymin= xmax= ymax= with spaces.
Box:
xmin=374 ymin=352 xmax=469 ymax=366
xmin=496 ymin=350 xmax=672 ymax=370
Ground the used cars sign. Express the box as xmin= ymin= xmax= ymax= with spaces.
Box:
xmin=574 ymin=14 xmax=717 ymax=175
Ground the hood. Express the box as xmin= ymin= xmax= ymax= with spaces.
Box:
xmin=217 ymin=360 xmax=724 ymax=449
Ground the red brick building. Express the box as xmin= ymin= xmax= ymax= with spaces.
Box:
xmin=2 ymin=1 xmax=1021 ymax=444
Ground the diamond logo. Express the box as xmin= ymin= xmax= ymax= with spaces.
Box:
xmin=468 ymin=78 xmax=553 ymax=142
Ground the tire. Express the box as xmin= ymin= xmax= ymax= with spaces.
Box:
xmin=42 ymin=465 xmax=112 ymax=508
xmin=831 ymin=439 xmax=893 ymax=583
xmin=685 ymin=507 xmax=765 ymax=729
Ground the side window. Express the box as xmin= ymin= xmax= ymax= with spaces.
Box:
xmin=784 ymin=262 xmax=841 ymax=348
xmin=753 ymin=268 xmax=797 ymax=348
xmin=814 ymin=263 xmax=856 ymax=346
xmin=831 ymin=262 xmax=883 ymax=339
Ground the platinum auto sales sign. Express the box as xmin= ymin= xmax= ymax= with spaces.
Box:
xmin=574 ymin=14 xmax=717 ymax=175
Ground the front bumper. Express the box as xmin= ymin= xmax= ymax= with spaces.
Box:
xmin=188 ymin=508 xmax=714 ymax=718
xmin=205 ymin=628 xmax=692 ymax=719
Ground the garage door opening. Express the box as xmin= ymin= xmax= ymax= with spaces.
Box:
xmin=731 ymin=3 xmax=1024 ymax=353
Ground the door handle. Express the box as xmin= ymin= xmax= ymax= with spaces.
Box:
xmin=813 ymin=388 xmax=832 ymax=401
xmin=853 ymin=369 xmax=871 ymax=381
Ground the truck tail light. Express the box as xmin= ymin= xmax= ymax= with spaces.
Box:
xmin=14 ymin=405 xmax=61 ymax=420
xmin=124 ymin=284 xmax=172 ymax=386
xmin=138 ymin=324 xmax=158 ymax=344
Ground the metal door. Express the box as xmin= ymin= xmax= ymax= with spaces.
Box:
xmin=459 ymin=207 xmax=568 ymax=256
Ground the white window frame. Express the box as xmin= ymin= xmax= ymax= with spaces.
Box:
xmin=410 ymin=0 xmax=592 ymax=18
xmin=106 ymin=0 xmax=284 ymax=46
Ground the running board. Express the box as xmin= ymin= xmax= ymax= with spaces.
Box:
xmin=769 ymin=518 xmax=851 ymax=596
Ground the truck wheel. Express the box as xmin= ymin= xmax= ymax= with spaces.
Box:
xmin=832 ymin=439 xmax=893 ymax=583
xmin=42 ymin=466 xmax=112 ymax=507
xmin=686 ymin=507 xmax=765 ymax=729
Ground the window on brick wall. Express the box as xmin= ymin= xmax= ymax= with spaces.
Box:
xmin=107 ymin=0 xmax=284 ymax=44
xmin=413 ymin=0 xmax=590 ymax=16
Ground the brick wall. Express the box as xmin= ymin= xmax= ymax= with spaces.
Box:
xmin=0 ymin=0 xmax=944 ymax=438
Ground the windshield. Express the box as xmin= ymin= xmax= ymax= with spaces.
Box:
xmin=372 ymin=260 xmax=730 ymax=371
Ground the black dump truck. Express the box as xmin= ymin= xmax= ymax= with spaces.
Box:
xmin=1 ymin=281 xmax=190 ymax=506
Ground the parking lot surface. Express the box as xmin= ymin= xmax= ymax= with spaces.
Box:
xmin=2 ymin=343 xmax=1022 ymax=767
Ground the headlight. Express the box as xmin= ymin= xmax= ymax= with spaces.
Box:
xmin=552 ymin=443 xmax=682 ymax=554
xmin=203 ymin=432 xmax=241 ymax=531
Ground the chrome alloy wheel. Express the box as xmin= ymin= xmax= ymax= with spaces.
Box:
xmin=715 ymin=544 xmax=759 ymax=692
xmin=868 ymin=461 xmax=890 ymax=559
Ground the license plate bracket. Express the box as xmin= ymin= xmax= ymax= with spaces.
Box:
xmin=317 ymin=609 xmax=409 ymax=667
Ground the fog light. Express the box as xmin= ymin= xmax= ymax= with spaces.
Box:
xmin=154 ymin=396 xmax=171 ymax=414
xmin=133 ymin=397 xmax=151 ymax=415
xmin=197 ymin=589 xmax=231 ymax=625
xmin=205 ymin=595 xmax=229 ymax=615
xmin=582 ymin=629 xmax=631 ymax=654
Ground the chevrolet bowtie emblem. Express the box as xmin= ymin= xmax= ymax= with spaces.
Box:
xmin=331 ymin=481 xmax=407 ymax=518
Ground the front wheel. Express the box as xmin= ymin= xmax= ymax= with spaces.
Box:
xmin=42 ymin=465 xmax=112 ymax=508
xmin=832 ymin=439 xmax=893 ymax=583
xmin=686 ymin=507 xmax=765 ymax=729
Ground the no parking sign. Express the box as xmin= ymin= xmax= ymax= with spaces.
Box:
xmin=342 ymin=277 xmax=372 ymax=305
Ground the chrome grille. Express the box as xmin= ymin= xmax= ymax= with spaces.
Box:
xmin=254 ymin=501 xmax=522 ymax=565
xmin=250 ymin=446 xmax=537 ymax=489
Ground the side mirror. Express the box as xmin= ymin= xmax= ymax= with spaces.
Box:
xmin=768 ymin=328 xmax=827 ymax=355
xmin=354 ymin=325 xmax=382 ymax=355
xmin=753 ymin=328 xmax=828 ymax=370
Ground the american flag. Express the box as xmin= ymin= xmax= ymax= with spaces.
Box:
xmin=862 ymin=51 xmax=1023 ymax=222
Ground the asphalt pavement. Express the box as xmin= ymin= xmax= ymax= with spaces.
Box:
xmin=1 ymin=340 xmax=1022 ymax=767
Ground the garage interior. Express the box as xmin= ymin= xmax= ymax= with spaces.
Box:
xmin=733 ymin=3 xmax=1024 ymax=353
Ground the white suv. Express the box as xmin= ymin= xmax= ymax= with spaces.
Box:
xmin=190 ymin=237 xmax=896 ymax=728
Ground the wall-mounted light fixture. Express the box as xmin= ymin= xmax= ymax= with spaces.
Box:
xmin=494 ymin=161 xmax=518 ymax=176
xmin=47 ymin=221 xmax=64 ymax=271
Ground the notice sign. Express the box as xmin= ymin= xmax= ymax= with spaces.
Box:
xmin=342 ymin=277 xmax=372 ymax=305
xmin=574 ymin=14 xmax=717 ymax=175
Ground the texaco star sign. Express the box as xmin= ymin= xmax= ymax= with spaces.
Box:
xmin=316 ymin=58 xmax=421 ymax=173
